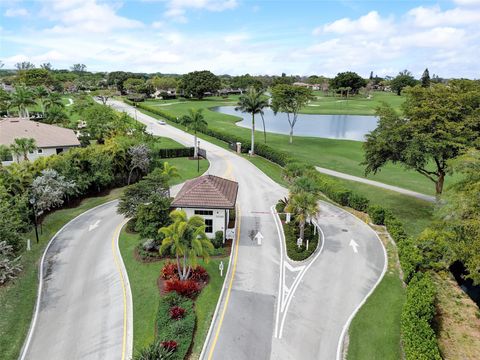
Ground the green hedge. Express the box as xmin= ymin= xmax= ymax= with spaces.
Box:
xmin=156 ymin=292 xmax=195 ymax=360
xmin=153 ymin=147 xmax=194 ymax=159
xmin=401 ymin=273 xmax=441 ymax=360
xmin=283 ymin=220 xmax=318 ymax=261
xmin=367 ymin=205 xmax=388 ymax=225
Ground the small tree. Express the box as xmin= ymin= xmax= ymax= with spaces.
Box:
xmin=421 ymin=68 xmax=430 ymax=88
xmin=10 ymin=138 xmax=36 ymax=162
xmin=390 ymin=70 xmax=418 ymax=95
xmin=127 ymin=144 xmax=150 ymax=185
xmin=94 ymin=89 xmax=117 ymax=105
xmin=271 ymin=84 xmax=314 ymax=144
xmin=0 ymin=241 xmax=22 ymax=285
xmin=285 ymin=191 xmax=319 ymax=241
xmin=159 ymin=210 xmax=214 ymax=281
xmin=235 ymin=87 xmax=269 ymax=153
xmin=181 ymin=109 xmax=207 ymax=158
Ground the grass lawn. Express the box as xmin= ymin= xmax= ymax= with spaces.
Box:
xmin=347 ymin=238 xmax=405 ymax=360
xmin=303 ymin=91 xmax=405 ymax=115
xmin=118 ymin=229 xmax=228 ymax=359
xmin=136 ymin=96 xmax=454 ymax=196
xmin=163 ymin=157 xmax=209 ymax=186
xmin=0 ymin=187 xmax=125 ymax=360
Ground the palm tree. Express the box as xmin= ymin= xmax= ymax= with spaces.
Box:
xmin=285 ymin=191 xmax=319 ymax=241
xmin=11 ymin=86 xmax=35 ymax=118
xmin=35 ymin=86 xmax=49 ymax=117
xmin=180 ymin=109 xmax=207 ymax=159
xmin=159 ymin=210 xmax=214 ymax=281
xmin=161 ymin=161 xmax=179 ymax=180
xmin=235 ymin=87 xmax=269 ymax=154
xmin=0 ymin=144 xmax=11 ymax=166
xmin=44 ymin=92 xmax=64 ymax=110
xmin=10 ymin=138 xmax=37 ymax=162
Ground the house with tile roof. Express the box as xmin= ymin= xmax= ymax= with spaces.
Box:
xmin=0 ymin=118 xmax=80 ymax=164
xmin=172 ymin=175 xmax=238 ymax=240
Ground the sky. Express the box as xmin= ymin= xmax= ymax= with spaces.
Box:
xmin=0 ymin=0 xmax=479 ymax=78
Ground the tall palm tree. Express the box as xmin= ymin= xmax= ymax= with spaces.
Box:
xmin=11 ymin=86 xmax=35 ymax=118
xmin=180 ymin=109 xmax=207 ymax=159
xmin=236 ymin=86 xmax=269 ymax=154
xmin=285 ymin=191 xmax=319 ymax=241
xmin=35 ymin=86 xmax=49 ymax=117
xmin=10 ymin=138 xmax=37 ymax=162
xmin=159 ymin=210 xmax=214 ymax=281
xmin=44 ymin=92 xmax=64 ymax=110
xmin=161 ymin=161 xmax=179 ymax=180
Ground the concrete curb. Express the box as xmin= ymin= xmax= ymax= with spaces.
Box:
xmin=18 ymin=199 xmax=119 ymax=360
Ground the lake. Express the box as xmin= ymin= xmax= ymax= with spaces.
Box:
xmin=212 ymin=106 xmax=378 ymax=141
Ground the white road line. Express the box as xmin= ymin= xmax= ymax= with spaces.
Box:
xmin=333 ymin=202 xmax=388 ymax=360
xmin=272 ymin=205 xmax=284 ymax=339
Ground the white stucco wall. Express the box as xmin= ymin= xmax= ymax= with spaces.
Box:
xmin=1 ymin=146 xmax=75 ymax=165
xmin=179 ymin=207 xmax=228 ymax=239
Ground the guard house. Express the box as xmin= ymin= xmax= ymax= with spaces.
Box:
xmin=171 ymin=175 xmax=238 ymax=240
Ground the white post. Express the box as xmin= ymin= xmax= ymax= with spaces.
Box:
xmin=306 ymin=239 xmax=309 ymax=251
xmin=27 ymin=239 xmax=31 ymax=251
xmin=297 ymin=237 xmax=303 ymax=249
xmin=219 ymin=261 xmax=224 ymax=277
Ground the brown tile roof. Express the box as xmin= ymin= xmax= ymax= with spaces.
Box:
xmin=172 ymin=175 xmax=238 ymax=209
xmin=0 ymin=118 xmax=80 ymax=148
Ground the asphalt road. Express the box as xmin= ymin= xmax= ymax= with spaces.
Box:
xmin=21 ymin=99 xmax=387 ymax=360
xmin=20 ymin=201 xmax=131 ymax=360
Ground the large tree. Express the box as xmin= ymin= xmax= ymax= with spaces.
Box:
xmin=330 ymin=71 xmax=367 ymax=94
xmin=235 ymin=87 xmax=269 ymax=154
xmin=11 ymin=86 xmax=35 ymax=118
xmin=180 ymin=108 xmax=207 ymax=158
xmin=390 ymin=70 xmax=418 ymax=95
xmin=271 ymin=84 xmax=314 ymax=143
xmin=127 ymin=144 xmax=150 ymax=184
xmin=179 ymin=70 xmax=221 ymax=99
xmin=149 ymin=76 xmax=178 ymax=91
xmin=159 ymin=210 xmax=214 ymax=281
xmin=363 ymin=81 xmax=480 ymax=195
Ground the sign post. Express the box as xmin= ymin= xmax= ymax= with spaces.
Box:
xmin=286 ymin=213 xmax=291 ymax=223
xmin=219 ymin=261 xmax=224 ymax=277
xmin=297 ymin=237 xmax=303 ymax=248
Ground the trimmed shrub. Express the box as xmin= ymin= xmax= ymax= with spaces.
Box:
xmin=161 ymin=262 xmax=178 ymax=280
xmin=211 ymin=231 xmax=224 ymax=249
xmin=190 ymin=266 xmax=209 ymax=283
xmin=169 ymin=306 xmax=186 ymax=320
xmin=348 ymin=193 xmax=370 ymax=212
xmin=367 ymin=205 xmax=388 ymax=225
xmin=133 ymin=341 xmax=173 ymax=360
xmin=164 ymin=279 xmax=200 ymax=298
xmin=397 ymin=237 xmax=424 ymax=284
xmin=156 ymin=292 xmax=195 ymax=360
xmin=385 ymin=215 xmax=408 ymax=243
xmin=401 ymin=273 xmax=441 ymax=360
xmin=283 ymin=221 xmax=318 ymax=261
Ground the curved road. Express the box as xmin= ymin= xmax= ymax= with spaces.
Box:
xmin=21 ymin=99 xmax=386 ymax=360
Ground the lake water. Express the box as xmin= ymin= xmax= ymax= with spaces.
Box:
xmin=212 ymin=106 xmax=378 ymax=141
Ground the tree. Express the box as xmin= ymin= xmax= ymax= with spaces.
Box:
xmin=44 ymin=105 xmax=68 ymax=125
xmin=235 ymin=87 xmax=269 ymax=154
xmin=94 ymin=89 xmax=117 ymax=105
xmin=21 ymin=69 xmax=53 ymax=87
xmin=271 ymin=84 xmax=314 ymax=143
xmin=0 ymin=88 xmax=12 ymax=115
xmin=10 ymin=138 xmax=37 ymax=162
xmin=421 ymin=68 xmax=430 ymax=88
xmin=363 ymin=82 xmax=480 ymax=195
xmin=0 ymin=145 xmax=11 ymax=164
xmin=179 ymin=71 xmax=221 ymax=99
xmin=160 ymin=161 xmax=179 ymax=180
xmin=434 ymin=149 xmax=480 ymax=284
xmin=40 ymin=63 xmax=53 ymax=70
xmin=180 ymin=109 xmax=207 ymax=158
xmin=285 ymin=191 xmax=319 ymax=241
xmin=35 ymin=86 xmax=49 ymax=116
xmin=30 ymin=169 xmax=76 ymax=220
xmin=124 ymin=78 xmax=145 ymax=93
xmin=83 ymin=104 xmax=118 ymax=143
xmin=11 ymin=86 xmax=35 ymax=118
xmin=330 ymin=71 xmax=367 ymax=94
xmin=231 ymin=74 xmax=263 ymax=91
xmin=0 ymin=241 xmax=22 ymax=285
xmin=159 ymin=210 xmax=214 ymax=281
xmin=71 ymin=64 xmax=87 ymax=73
xmin=44 ymin=92 xmax=64 ymax=110
xmin=272 ymin=73 xmax=295 ymax=86
xmin=149 ymin=76 xmax=178 ymax=91
xmin=15 ymin=62 xmax=35 ymax=70
xmin=390 ymin=70 xmax=417 ymax=95
xmin=135 ymin=195 xmax=171 ymax=240
xmin=127 ymin=144 xmax=150 ymax=184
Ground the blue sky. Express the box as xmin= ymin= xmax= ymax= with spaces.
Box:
xmin=1 ymin=0 xmax=479 ymax=77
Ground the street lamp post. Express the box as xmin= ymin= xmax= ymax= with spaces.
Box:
xmin=197 ymin=140 xmax=200 ymax=173
xmin=29 ymin=197 xmax=39 ymax=244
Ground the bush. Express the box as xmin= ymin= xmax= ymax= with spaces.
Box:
xmin=161 ymin=341 xmax=178 ymax=352
xmin=397 ymin=237 xmax=423 ymax=284
xmin=401 ymin=273 xmax=441 ymax=360
xmin=169 ymin=306 xmax=186 ymax=320
xmin=385 ymin=215 xmax=408 ymax=243
xmin=190 ymin=266 xmax=209 ymax=283
xmin=348 ymin=192 xmax=370 ymax=212
xmin=367 ymin=205 xmax=388 ymax=225
xmin=211 ymin=231 xmax=224 ymax=249
xmin=0 ymin=241 xmax=22 ymax=285
xmin=133 ymin=341 xmax=173 ymax=360
xmin=164 ymin=279 xmax=200 ymax=298
xmin=283 ymin=221 xmax=318 ymax=261
xmin=156 ymin=292 xmax=195 ymax=360
xmin=161 ymin=262 xmax=178 ymax=280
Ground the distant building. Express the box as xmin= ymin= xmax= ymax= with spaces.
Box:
xmin=0 ymin=118 xmax=80 ymax=165
xmin=171 ymin=175 xmax=238 ymax=240
xmin=293 ymin=82 xmax=320 ymax=91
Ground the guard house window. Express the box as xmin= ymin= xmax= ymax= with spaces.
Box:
xmin=205 ymin=219 xmax=213 ymax=233
xmin=37 ymin=149 xmax=43 ymax=154
xmin=195 ymin=210 xmax=213 ymax=216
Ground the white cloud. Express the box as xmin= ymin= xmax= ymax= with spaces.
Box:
xmin=453 ymin=0 xmax=480 ymax=5
xmin=4 ymin=8 xmax=29 ymax=17
xmin=408 ymin=5 xmax=480 ymax=27
xmin=164 ymin=0 xmax=238 ymax=21
xmin=151 ymin=21 xmax=164 ymax=29
xmin=314 ymin=11 xmax=394 ymax=35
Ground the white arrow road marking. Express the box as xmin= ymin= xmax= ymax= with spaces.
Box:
xmin=349 ymin=239 xmax=359 ymax=253
xmin=254 ymin=231 xmax=264 ymax=245
xmin=89 ymin=220 xmax=101 ymax=232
